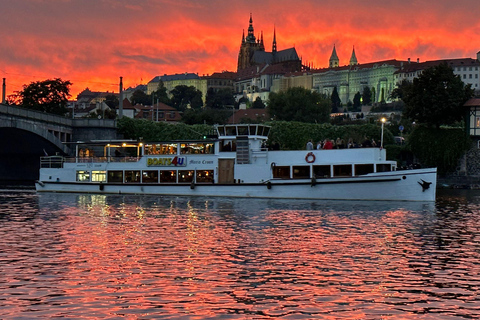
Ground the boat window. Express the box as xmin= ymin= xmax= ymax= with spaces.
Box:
xmin=125 ymin=170 xmax=141 ymax=183
xmin=76 ymin=170 xmax=90 ymax=182
xmin=180 ymin=142 xmax=214 ymax=154
xmin=262 ymin=127 xmax=270 ymax=137
xmin=248 ymin=125 xmax=257 ymax=135
xmin=355 ymin=164 xmax=374 ymax=176
xmin=225 ymin=126 xmax=236 ymax=136
xmin=376 ymin=164 xmax=392 ymax=172
xmin=142 ymin=170 xmax=159 ymax=183
xmin=108 ymin=171 xmax=123 ymax=183
xmin=293 ymin=166 xmax=310 ymax=179
xmin=178 ymin=170 xmax=194 ymax=183
xmin=313 ymin=165 xmax=331 ymax=178
xmin=273 ymin=166 xmax=290 ymax=179
xmin=144 ymin=143 xmax=177 ymax=155
xmin=237 ymin=125 xmax=248 ymax=135
xmin=91 ymin=170 xmax=106 ymax=182
xmin=196 ymin=170 xmax=214 ymax=183
xmin=333 ymin=165 xmax=352 ymax=177
xmin=217 ymin=126 xmax=225 ymax=136
xmin=160 ymin=170 xmax=176 ymax=183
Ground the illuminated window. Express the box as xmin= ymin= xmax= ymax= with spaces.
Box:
xmin=108 ymin=171 xmax=123 ymax=183
xmin=196 ymin=170 xmax=214 ymax=183
xmin=92 ymin=170 xmax=106 ymax=182
xmin=476 ymin=117 xmax=480 ymax=128
xmin=76 ymin=170 xmax=90 ymax=182
xmin=144 ymin=143 xmax=177 ymax=155
xmin=180 ymin=143 xmax=214 ymax=154
xmin=124 ymin=170 xmax=141 ymax=183
xmin=142 ymin=170 xmax=159 ymax=183
xmin=178 ymin=170 xmax=194 ymax=183
xmin=160 ymin=170 xmax=176 ymax=183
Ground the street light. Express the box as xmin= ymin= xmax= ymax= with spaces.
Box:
xmin=380 ymin=117 xmax=386 ymax=148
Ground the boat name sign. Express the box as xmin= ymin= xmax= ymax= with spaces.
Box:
xmin=147 ymin=156 xmax=186 ymax=167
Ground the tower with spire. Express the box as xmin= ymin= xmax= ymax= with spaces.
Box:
xmin=272 ymin=26 xmax=277 ymax=53
xmin=329 ymin=45 xmax=339 ymax=68
xmin=349 ymin=46 xmax=358 ymax=66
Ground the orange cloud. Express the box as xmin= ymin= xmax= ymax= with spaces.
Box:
xmin=1 ymin=0 xmax=478 ymax=97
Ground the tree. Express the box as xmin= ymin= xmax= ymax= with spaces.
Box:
xmin=9 ymin=78 xmax=71 ymax=115
xmin=353 ymin=91 xmax=362 ymax=110
xmin=130 ymin=89 xmax=150 ymax=106
xmin=331 ymin=86 xmax=341 ymax=113
xmin=402 ymin=62 xmax=474 ymax=128
xmin=252 ymin=97 xmax=266 ymax=109
xmin=390 ymin=79 xmax=411 ymax=100
xmin=170 ymin=85 xmax=203 ymax=111
xmin=205 ymin=88 xmax=235 ymax=109
xmin=362 ymin=86 xmax=372 ymax=105
xmin=152 ymin=80 xmax=171 ymax=105
xmin=267 ymin=87 xmax=331 ymax=123
xmin=104 ymin=94 xmax=119 ymax=111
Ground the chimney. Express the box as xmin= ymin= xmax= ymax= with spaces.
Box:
xmin=2 ymin=78 xmax=5 ymax=104
xmin=408 ymin=58 xmax=411 ymax=63
xmin=118 ymin=76 xmax=123 ymax=118
xmin=417 ymin=58 xmax=419 ymax=63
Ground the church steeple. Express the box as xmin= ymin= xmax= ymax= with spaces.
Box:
xmin=349 ymin=46 xmax=358 ymax=66
xmin=329 ymin=45 xmax=339 ymax=68
xmin=246 ymin=13 xmax=256 ymax=43
xmin=241 ymin=29 xmax=245 ymax=44
xmin=272 ymin=26 xmax=277 ymax=53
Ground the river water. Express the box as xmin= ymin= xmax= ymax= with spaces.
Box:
xmin=1 ymin=189 xmax=480 ymax=319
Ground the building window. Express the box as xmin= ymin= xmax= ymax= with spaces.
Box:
xmin=476 ymin=117 xmax=480 ymax=128
xmin=463 ymin=74 xmax=467 ymax=79
xmin=470 ymin=74 xmax=473 ymax=79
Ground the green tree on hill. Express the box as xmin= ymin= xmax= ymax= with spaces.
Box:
xmin=402 ymin=62 xmax=474 ymax=128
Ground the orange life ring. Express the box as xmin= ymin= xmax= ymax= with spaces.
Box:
xmin=305 ymin=152 xmax=315 ymax=163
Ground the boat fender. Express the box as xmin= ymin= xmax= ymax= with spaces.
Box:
xmin=190 ymin=182 xmax=195 ymax=189
xmin=311 ymin=177 xmax=317 ymax=187
xmin=267 ymin=181 xmax=272 ymax=189
xmin=305 ymin=152 xmax=316 ymax=163
xmin=99 ymin=183 xmax=104 ymax=191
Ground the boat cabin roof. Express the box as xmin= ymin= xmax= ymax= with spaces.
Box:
xmin=216 ymin=124 xmax=270 ymax=140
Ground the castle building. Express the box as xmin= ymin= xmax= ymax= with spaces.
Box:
xmin=237 ymin=14 xmax=302 ymax=73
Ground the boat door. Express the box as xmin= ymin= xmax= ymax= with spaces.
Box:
xmin=218 ymin=159 xmax=235 ymax=184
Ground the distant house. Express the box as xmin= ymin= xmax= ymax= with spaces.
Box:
xmin=134 ymin=102 xmax=182 ymax=122
xmin=227 ymin=108 xmax=268 ymax=124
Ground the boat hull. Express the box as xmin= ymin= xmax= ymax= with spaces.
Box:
xmin=36 ymin=168 xmax=437 ymax=201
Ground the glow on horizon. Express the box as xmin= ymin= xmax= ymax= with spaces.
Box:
xmin=1 ymin=0 xmax=479 ymax=97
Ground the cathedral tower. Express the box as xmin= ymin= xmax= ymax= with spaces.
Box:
xmin=349 ymin=46 xmax=358 ymax=66
xmin=329 ymin=45 xmax=339 ymax=68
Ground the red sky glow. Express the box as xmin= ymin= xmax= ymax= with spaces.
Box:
xmin=1 ymin=0 xmax=479 ymax=98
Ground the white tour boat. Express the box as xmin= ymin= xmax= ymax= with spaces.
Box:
xmin=35 ymin=124 xmax=437 ymax=201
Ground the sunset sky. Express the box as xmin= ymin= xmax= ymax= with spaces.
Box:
xmin=1 ymin=0 xmax=479 ymax=98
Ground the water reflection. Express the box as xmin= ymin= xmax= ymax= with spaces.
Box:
xmin=0 ymin=191 xmax=479 ymax=319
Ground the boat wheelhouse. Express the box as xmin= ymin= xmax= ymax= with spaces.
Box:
xmin=36 ymin=124 xmax=437 ymax=201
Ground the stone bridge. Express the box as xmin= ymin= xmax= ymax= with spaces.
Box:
xmin=0 ymin=103 xmax=120 ymax=182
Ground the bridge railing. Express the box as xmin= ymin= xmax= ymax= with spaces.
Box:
xmin=0 ymin=104 xmax=73 ymax=126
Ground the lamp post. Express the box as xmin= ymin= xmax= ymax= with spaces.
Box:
xmin=380 ymin=117 xmax=386 ymax=148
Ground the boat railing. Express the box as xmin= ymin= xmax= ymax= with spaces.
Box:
xmin=62 ymin=156 xmax=142 ymax=163
xmin=40 ymin=156 xmax=65 ymax=168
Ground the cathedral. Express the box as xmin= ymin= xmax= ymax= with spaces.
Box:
xmin=237 ymin=15 xmax=302 ymax=72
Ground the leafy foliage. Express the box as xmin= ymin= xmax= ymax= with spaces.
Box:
xmin=181 ymin=108 xmax=232 ymax=125
xmin=130 ymin=90 xmax=150 ymax=106
xmin=331 ymin=86 xmax=341 ymax=112
xmin=402 ymin=63 xmax=474 ymax=128
xmin=205 ymin=88 xmax=235 ymax=109
xmin=408 ymin=125 xmax=470 ymax=174
xmin=152 ymin=81 xmax=171 ymax=105
xmin=252 ymin=97 xmax=266 ymax=109
xmin=170 ymin=85 xmax=203 ymax=111
xmin=353 ymin=91 xmax=361 ymax=110
xmin=8 ymin=78 xmax=71 ymax=115
xmin=267 ymin=87 xmax=331 ymax=123
xmin=362 ymin=86 xmax=372 ymax=105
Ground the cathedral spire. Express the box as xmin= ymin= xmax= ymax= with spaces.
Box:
xmin=242 ymin=29 xmax=245 ymax=44
xmin=349 ymin=46 xmax=358 ymax=66
xmin=329 ymin=44 xmax=339 ymax=68
xmin=246 ymin=13 xmax=256 ymax=43
xmin=272 ymin=26 xmax=277 ymax=53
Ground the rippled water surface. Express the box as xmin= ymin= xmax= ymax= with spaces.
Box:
xmin=1 ymin=189 xmax=480 ymax=319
